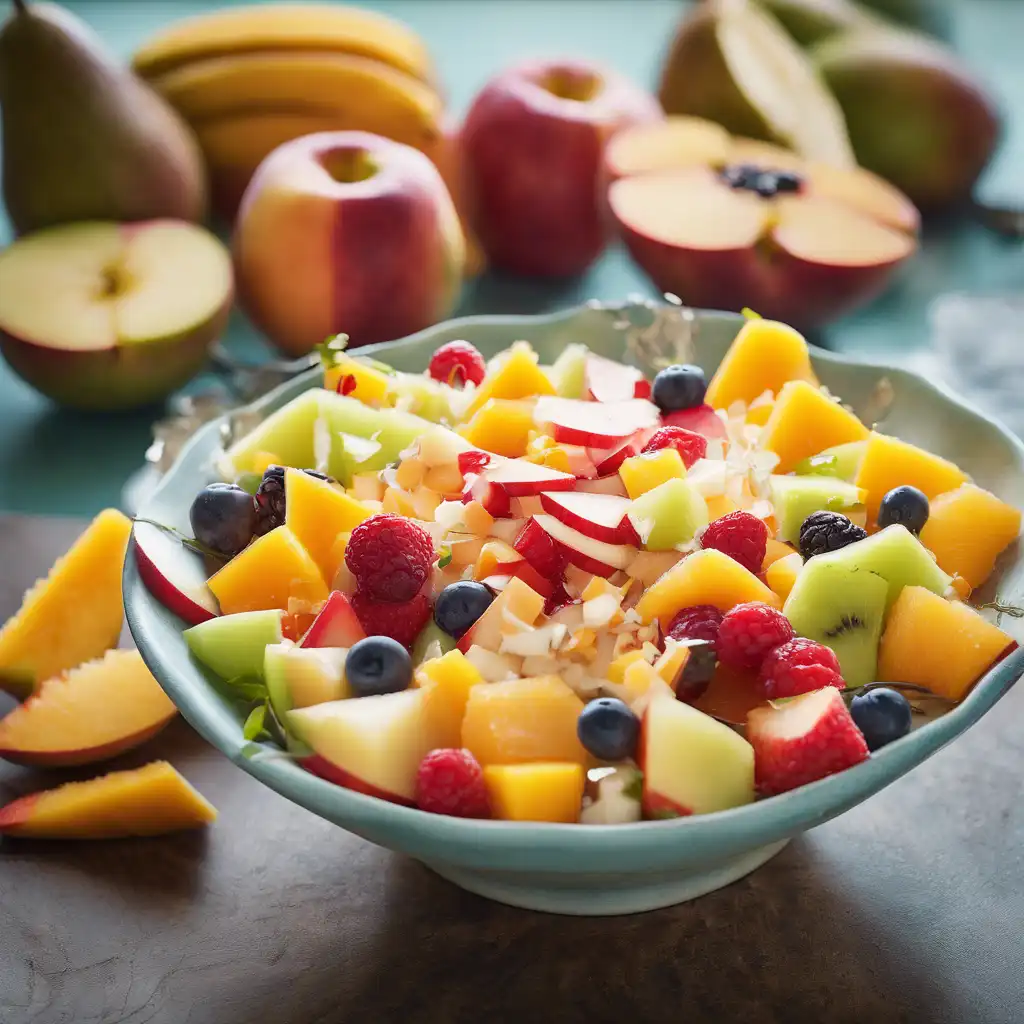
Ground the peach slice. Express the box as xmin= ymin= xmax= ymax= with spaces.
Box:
xmin=0 ymin=650 xmax=176 ymax=767
xmin=0 ymin=761 xmax=217 ymax=839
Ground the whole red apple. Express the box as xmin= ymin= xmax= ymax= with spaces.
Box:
xmin=234 ymin=131 xmax=465 ymax=356
xmin=462 ymin=59 xmax=661 ymax=277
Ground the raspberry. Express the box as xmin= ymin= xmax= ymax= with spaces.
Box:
xmin=350 ymin=592 xmax=431 ymax=649
xmin=699 ymin=511 xmax=768 ymax=574
xmin=641 ymin=426 xmax=708 ymax=469
xmin=717 ymin=602 xmax=794 ymax=670
xmin=428 ymin=341 xmax=487 ymax=387
xmin=760 ymin=637 xmax=845 ymax=699
xmin=416 ymin=748 xmax=491 ymax=818
xmin=798 ymin=511 xmax=867 ymax=560
xmin=345 ymin=513 xmax=435 ymax=602
xmin=667 ymin=604 xmax=723 ymax=649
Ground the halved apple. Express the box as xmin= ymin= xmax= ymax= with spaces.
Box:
xmin=606 ymin=119 xmax=918 ymax=330
xmin=0 ymin=221 xmax=232 ymax=410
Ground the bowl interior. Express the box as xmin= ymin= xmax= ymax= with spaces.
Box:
xmin=125 ymin=302 xmax=1024 ymax=874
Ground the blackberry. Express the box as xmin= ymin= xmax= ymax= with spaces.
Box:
xmin=798 ymin=510 xmax=868 ymax=560
xmin=718 ymin=164 xmax=804 ymax=199
xmin=254 ymin=465 xmax=332 ymax=535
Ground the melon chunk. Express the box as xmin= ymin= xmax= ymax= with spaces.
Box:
xmin=854 ymin=432 xmax=969 ymax=524
xmin=461 ymin=675 xmax=587 ymax=766
xmin=207 ymin=526 xmax=327 ymax=615
xmin=484 ymin=762 xmax=584 ymax=822
xmin=264 ymin=642 xmax=348 ymax=719
xmin=0 ymin=649 xmax=176 ymax=766
xmin=878 ymin=586 xmax=1015 ymax=701
xmin=184 ymin=609 xmax=283 ymax=680
xmin=760 ymin=380 xmax=869 ymax=474
xmin=284 ymin=468 xmax=370 ymax=582
xmin=920 ymin=484 xmax=1022 ymax=589
xmin=705 ymin=318 xmax=817 ymax=409
xmin=636 ymin=548 xmax=780 ymax=625
xmin=0 ymin=761 xmax=217 ymax=839
xmin=0 ymin=509 xmax=132 ymax=697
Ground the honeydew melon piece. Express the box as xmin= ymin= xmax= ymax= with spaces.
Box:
xmin=184 ymin=609 xmax=283 ymax=681
xmin=627 ymin=478 xmax=709 ymax=550
xmin=769 ymin=474 xmax=864 ymax=543
xmin=794 ymin=440 xmax=867 ymax=482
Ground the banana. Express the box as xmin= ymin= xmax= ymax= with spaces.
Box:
xmin=152 ymin=52 xmax=443 ymax=152
xmin=132 ymin=3 xmax=435 ymax=86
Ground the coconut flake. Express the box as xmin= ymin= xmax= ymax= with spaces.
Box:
xmin=500 ymin=623 xmax=567 ymax=657
xmin=583 ymin=593 xmax=622 ymax=628
xmin=434 ymin=500 xmax=466 ymax=534
xmin=464 ymin=645 xmax=522 ymax=682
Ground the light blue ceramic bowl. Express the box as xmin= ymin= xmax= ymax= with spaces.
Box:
xmin=124 ymin=301 xmax=1024 ymax=915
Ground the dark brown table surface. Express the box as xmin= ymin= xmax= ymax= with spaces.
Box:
xmin=1 ymin=515 xmax=1022 ymax=1024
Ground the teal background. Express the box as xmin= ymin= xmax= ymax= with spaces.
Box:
xmin=2 ymin=0 xmax=1023 ymax=516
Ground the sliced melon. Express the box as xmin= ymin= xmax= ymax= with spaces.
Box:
xmin=769 ymin=474 xmax=864 ymax=543
xmin=184 ymin=609 xmax=283 ymax=680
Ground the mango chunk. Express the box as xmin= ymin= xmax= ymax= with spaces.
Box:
xmin=0 ymin=509 xmax=132 ymax=697
xmin=323 ymin=354 xmax=391 ymax=406
xmin=878 ymin=586 xmax=1014 ymax=701
xmin=461 ymin=398 xmax=536 ymax=457
xmin=484 ymin=762 xmax=584 ymax=823
xmin=619 ymin=448 xmax=685 ymax=499
xmin=464 ymin=342 xmax=555 ymax=419
xmin=419 ymin=650 xmax=486 ymax=742
xmin=919 ymin=484 xmax=1022 ymax=589
xmin=705 ymin=319 xmax=817 ymax=409
xmin=760 ymin=380 xmax=869 ymax=474
xmin=208 ymin=526 xmax=327 ymax=615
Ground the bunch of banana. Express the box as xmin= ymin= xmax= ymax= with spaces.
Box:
xmin=132 ymin=4 xmax=446 ymax=220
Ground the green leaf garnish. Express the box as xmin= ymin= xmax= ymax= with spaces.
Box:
xmin=315 ymin=333 xmax=350 ymax=370
xmin=438 ymin=544 xmax=453 ymax=569
xmin=243 ymin=702 xmax=268 ymax=741
xmin=224 ymin=676 xmax=269 ymax=703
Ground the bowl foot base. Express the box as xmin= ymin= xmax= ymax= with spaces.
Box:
xmin=423 ymin=839 xmax=790 ymax=915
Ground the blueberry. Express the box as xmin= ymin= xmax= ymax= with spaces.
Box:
xmin=434 ymin=581 xmax=494 ymax=639
xmin=652 ymin=364 xmax=707 ymax=413
xmin=773 ymin=170 xmax=803 ymax=194
xmin=849 ymin=687 xmax=912 ymax=751
xmin=189 ymin=483 xmax=257 ymax=557
xmin=878 ymin=485 xmax=930 ymax=534
xmin=577 ymin=697 xmax=640 ymax=762
xmin=754 ymin=172 xmax=779 ymax=198
xmin=345 ymin=636 xmax=412 ymax=697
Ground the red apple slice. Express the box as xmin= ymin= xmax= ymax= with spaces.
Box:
xmin=458 ymin=450 xmax=493 ymax=476
xmin=584 ymin=352 xmax=651 ymax=403
xmin=590 ymin=426 xmax=659 ymax=475
xmin=532 ymin=514 xmax=637 ymax=577
xmin=494 ymin=559 xmax=555 ymax=598
xmin=513 ymin=516 xmax=568 ymax=577
xmin=662 ymin=404 xmax=727 ymax=441
xmin=534 ymin=396 xmax=660 ymax=447
xmin=461 ymin=474 xmax=513 ymax=518
xmin=300 ymin=591 xmax=366 ymax=649
xmin=133 ymin=522 xmax=218 ymax=625
xmin=480 ymin=457 xmax=575 ymax=497
xmin=539 ymin=491 xmax=640 ymax=545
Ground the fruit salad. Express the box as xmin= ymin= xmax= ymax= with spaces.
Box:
xmin=140 ymin=317 xmax=1022 ymax=824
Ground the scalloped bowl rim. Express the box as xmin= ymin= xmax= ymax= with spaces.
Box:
xmin=125 ymin=302 xmax=1024 ymax=862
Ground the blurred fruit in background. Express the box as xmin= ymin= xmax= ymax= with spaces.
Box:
xmin=0 ymin=220 xmax=233 ymax=410
xmin=605 ymin=117 xmax=918 ymax=328
xmin=132 ymin=4 xmax=446 ymax=221
xmin=462 ymin=58 xmax=662 ymax=277
xmin=0 ymin=0 xmax=207 ymax=235
xmin=233 ymin=132 xmax=464 ymax=356
xmin=658 ymin=0 xmax=1000 ymax=211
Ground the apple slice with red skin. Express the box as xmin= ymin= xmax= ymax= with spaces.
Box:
xmin=513 ymin=516 xmax=569 ymax=578
xmin=493 ymin=558 xmax=555 ymax=599
xmin=585 ymin=352 xmax=651 ymax=402
xmin=539 ymin=490 xmax=641 ymax=546
xmin=609 ymin=165 xmax=917 ymax=330
xmin=461 ymin=474 xmax=513 ymax=518
xmin=133 ymin=523 xmax=218 ymax=626
xmin=661 ymin=404 xmax=727 ymax=441
xmin=590 ymin=426 xmax=659 ymax=475
xmin=534 ymin=396 xmax=660 ymax=447
xmin=302 ymin=753 xmax=414 ymax=807
xmin=532 ymin=514 xmax=637 ymax=578
xmin=300 ymin=591 xmax=366 ymax=649
xmin=479 ymin=457 xmax=576 ymax=497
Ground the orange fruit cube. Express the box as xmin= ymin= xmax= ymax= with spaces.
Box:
xmin=484 ymin=762 xmax=584 ymax=823
xmin=619 ymin=447 xmax=685 ymax=498
xmin=461 ymin=398 xmax=537 ymax=457
xmin=463 ymin=342 xmax=555 ymax=419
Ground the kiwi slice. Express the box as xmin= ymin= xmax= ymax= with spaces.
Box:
xmin=794 ymin=440 xmax=867 ymax=482
xmin=803 ymin=524 xmax=951 ymax=611
xmin=783 ymin=562 xmax=887 ymax=688
xmin=769 ymin=474 xmax=864 ymax=543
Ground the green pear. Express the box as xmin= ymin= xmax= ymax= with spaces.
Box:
xmin=0 ymin=0 xmax=207 ymax=235
xmin=814 ymin=28 xmax=1001 ymax=209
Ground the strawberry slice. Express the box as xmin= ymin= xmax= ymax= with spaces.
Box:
xmin=747 ymin=688 xmax=869 ymax=796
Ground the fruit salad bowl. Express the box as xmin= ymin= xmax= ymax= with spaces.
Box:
xmin=124 ymin=300 xmax=1024 ymax=915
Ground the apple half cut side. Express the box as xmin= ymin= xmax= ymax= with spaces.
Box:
xmin=538 ymin=490 xmax=641 ymax=546
xmin=133 ymin=522 xmax=219 ymax=626
xmin=534 ymin=396 xmax=660 ymax=447
xmin=0 ymin=221 xmax=233 ymax=411
xmin=609 ymin=167 xmax=916 ymax=330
